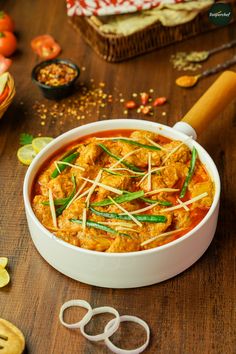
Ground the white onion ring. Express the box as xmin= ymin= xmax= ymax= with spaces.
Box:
xmin=80 ymin=306 xmax=120 ymax=342
xmin=104 ymin=315 xmax=150 ymax=354
xmin=59 ymin=299 xmax=93 ymax=329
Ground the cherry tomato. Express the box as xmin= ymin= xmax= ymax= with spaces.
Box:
xmin=0 ymin=54 xmax=12 ymax=74
xmin=0 ymin=11 xmax=14 ymax=32
xmin=0 ymin=31 xmax=17 ymax=57
xmin=31 ymin=34 xmax=61 ymax=60
xmin=31 ymin=35 xmax=55 ymax=53
xmin=0 ymin=85 xmax=9 ymax=104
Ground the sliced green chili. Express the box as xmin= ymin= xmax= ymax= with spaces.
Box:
xmin=140 ymin=197 xmax=172 ymax=207
xmin=51 ymin=151 xmax=80 ymax=178
xmin=102 ymin=168 xmax=143 ymax=178
xmin=70 ymin=218 xmax=130 ymax=237
xmin=90 ymin=207 xmax=167 ymax=223
xmin=113 ymin=138 xmax=160 ymax=151
xmin=43 ymin=175 xmax=77 ymax=216
xmin=98 ymin=143 xmax=143 ymax=172
xmin=91 ymin=190 xmax=144 ymax=207
xmin=179 ymin=147 xmax=197 ymax=198
xmin=55 ymin=175 xmax=76 ymax=216
xmin=120 ymin=190 xmax=172 ymax=207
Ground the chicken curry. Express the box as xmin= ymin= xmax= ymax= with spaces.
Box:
xmin=32 ymin=130 xmax=214 ymax=253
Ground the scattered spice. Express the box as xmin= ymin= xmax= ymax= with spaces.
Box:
xmin=170 ymin=52 xmax=202 ymax=72
xmin=36 ymin=63 xmax=77 ymax=86
xmin=32 ymin=79 xmax=168 ymax=127
xmin=186 ymin=51 xmax=209 ymax=63
xmin=141 ymin=106 xmax=152 ymax=115
xmin=175 ymin=75 xmax=199 ymax=88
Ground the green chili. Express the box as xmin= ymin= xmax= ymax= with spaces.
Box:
xmin=90 ymin=207 xmax=167 ymax=223
xmin=70 ymin=218 xmax=130 ymax=237
xmin=51 ymin=151 xmax=80 ymax=178
xmin=43 ymin=175 xmax=77 ymax=216
xmin=179 ymin=147 xmax=197 ymax=198
xmin=91 ymin=190 xmax=144 ymax=207
xmin=98 ymin=143 xmax=143 ymax=172
xmin=102 ymin=168 xmax=143 ymax=178
xmin=140 ymin=197 xmax=172 ymax=207
xmin=113 ymin=138 xmax=160 ymax=151
xmin=120 ymin=190 xmax=172 ymax=207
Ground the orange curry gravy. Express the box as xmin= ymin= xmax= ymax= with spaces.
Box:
xmin=31 ymin=129 xmax=214 ymax=252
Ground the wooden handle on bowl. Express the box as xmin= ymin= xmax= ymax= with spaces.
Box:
xmin=181 ymin=71 xmax=236 ymax=135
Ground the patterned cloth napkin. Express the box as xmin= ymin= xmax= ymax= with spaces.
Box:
xmin=67 ymin=0 xmax=194 ymax=17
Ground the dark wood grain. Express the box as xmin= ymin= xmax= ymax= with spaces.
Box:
xmin=0 ymin=1 xmax=235 ymax=353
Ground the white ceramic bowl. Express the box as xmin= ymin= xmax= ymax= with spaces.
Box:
xmin=23 ymin=119 xmax=220 ymax=288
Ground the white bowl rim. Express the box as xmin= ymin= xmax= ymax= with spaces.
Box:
xmin=23 ymin=119 xmax=221 ymax=258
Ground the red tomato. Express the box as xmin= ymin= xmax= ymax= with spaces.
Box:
xmin=31 ymin=34 xmax=61 ymax=60
xmin=0 ymin=31 xmax=17 ymax=57
xmin=31 ymin=35 xmax=55 ymax=53
xmin=0 ymin=11 xmax=14 ymax=32
xmin=0 ymin=85 xmax=9 ymax=104
xmin=36 ymin=42 xmax=61 ymax=60
xmin=0 ymin=54 xmax=12 ymax=74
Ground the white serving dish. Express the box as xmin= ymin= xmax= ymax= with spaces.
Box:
xmin=23 ymin=119 xmax=220 ymax=288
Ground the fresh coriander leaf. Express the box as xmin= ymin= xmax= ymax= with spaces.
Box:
xmin=20 ymin=133 xmax=34 ymax=145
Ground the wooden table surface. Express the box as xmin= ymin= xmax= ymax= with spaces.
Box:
xmin=0 ymin=1 xmax=235 ymax=353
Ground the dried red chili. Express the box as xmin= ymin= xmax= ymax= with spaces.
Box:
xmin=125 ymin=100 xmax=137 ymax=109
xmin=153 ymin=97 xmax=167 ymax=106
xmin=36 ymin=63 xmax=77 ymax=87
xmin=140 ymin=92 xmax=149 ymax=105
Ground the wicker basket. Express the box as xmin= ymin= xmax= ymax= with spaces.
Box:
xmin=0 ymin=73 xmax=15 ymax=120
xmin=69 ymin=8 xmax=236 ymax=62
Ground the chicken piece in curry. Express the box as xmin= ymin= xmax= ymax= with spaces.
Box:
xmin=32 ymin=130 xmax=214 ymax=253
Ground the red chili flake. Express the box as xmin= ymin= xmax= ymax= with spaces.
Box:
xmin=153 ymin=97 xmax=167 ymax=107
xmin=140 ymin=92 xmax=149 ymax=105
xmin=125 ymin=100 xmax=137 ymax=109
xmin=141 ymin=106 xmax=152 ymax=115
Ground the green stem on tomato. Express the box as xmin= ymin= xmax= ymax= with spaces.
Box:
xmin=179 ymin=147 xmax=197 ymax=198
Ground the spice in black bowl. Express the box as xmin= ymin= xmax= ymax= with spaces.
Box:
xmin=31 ymin=59 xmax=80 ymax=100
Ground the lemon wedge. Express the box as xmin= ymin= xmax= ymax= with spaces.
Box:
xmin=0 ymin=268 xmax=10 ymax=288
xmin=0 ymin=257 xmax=8 ymax=268
xmin=17 ymin=144 xmax=36 ymax=165
xmin=32 ymin=137 xmax=53 ymax=153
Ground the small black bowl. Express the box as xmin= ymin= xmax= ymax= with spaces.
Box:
xmin=31 ymin=59 xmax=80 ymax=100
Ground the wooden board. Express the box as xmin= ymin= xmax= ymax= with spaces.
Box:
xmin=0 ymin=0 xmax=235 ymax=353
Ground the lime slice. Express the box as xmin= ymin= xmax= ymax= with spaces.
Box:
xmin=0 ymin=268 xmax=10 ymax=287
xmin=32 ymin=137 xmax=53 ymax=153
xmin=0 ymin=257 xmax=8 ymax=268
xmin=17 ymin=144 xmax=36 ymax=165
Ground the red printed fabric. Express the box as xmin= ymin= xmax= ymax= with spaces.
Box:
xmin=66 ymin=0 xmax=187 ymax=16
